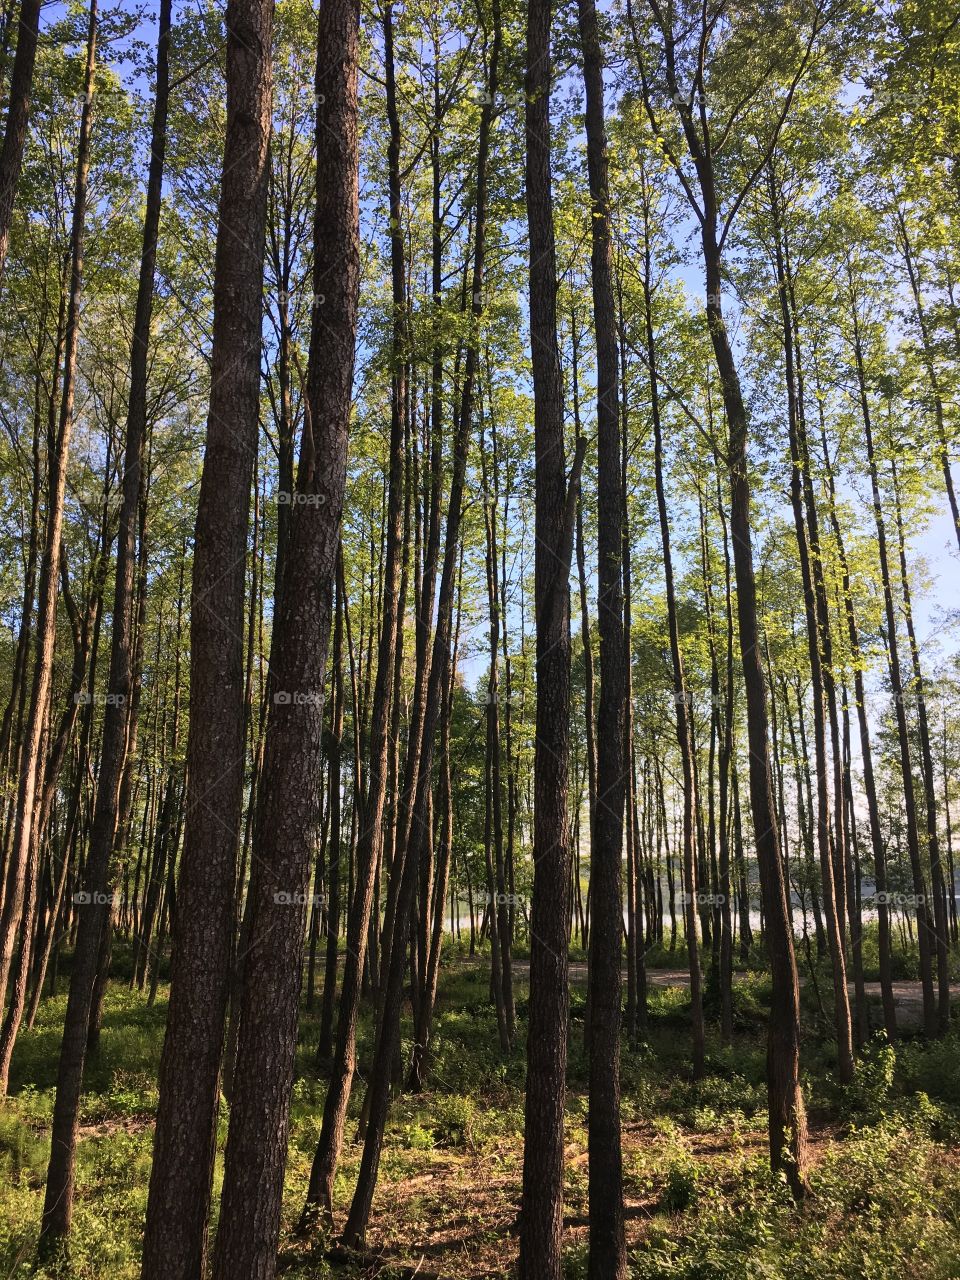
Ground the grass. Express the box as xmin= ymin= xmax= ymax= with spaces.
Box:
xmin=3 ymin=945 xmax=960 ymax=1277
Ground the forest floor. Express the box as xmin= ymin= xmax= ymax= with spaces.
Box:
xmin=4 ymin=943 xmax=960 ymax=1278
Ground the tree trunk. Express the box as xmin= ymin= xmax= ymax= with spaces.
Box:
xmin=0 ymin=0 xmax=41 ymax=278
xmin=815 ymin=387 xmax=897 ymax=1039
xmin=299 ymin=0 xmax=407 ymax=1222
xmin=896 ymin=209 xmax=960 ymax=554
xmin=577 ymin=0 xmax=627 ymax=1268
xmin=33 ymin=0 xmax=104 ymax=1247
xmin=140 ymin=0 xmax=274 ymax=1271
xmin=768 ymin=172 xmax=853 ymax=1082
xmin=340 ymin=3 xmax=504 ymax=1246
xmin=639 ymin=168 xmax=705 ymax=1079
xmin=847 ymin=260 xmax=936 ymax=1038
xmin=317 ymin=565 xmax=345 ymax=1060
xmin=701 ymin=215 xmax=808 ymax=1199
xmin=210 ymin=7 xmax=358 ymax=1263
xmin=889 ymin=453 xmax=950 ymax=1034
xmin=518 ymin=0 xmax=584 ymax=1266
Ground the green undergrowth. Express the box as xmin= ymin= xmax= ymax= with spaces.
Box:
xmin=2 ymin=955 xmax=960 ymax=1277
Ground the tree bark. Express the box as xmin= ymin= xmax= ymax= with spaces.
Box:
xmin=815 ymin=385 xmax=897 ymax=1039
xmin=577 ymin=0 xmax=628 ymax=1267
xmin=638 ymin=167 xmax=705 ymax=1079
xmin=210 ymin=4 xmax=358 ymax=1262
xmin=0 ymin=0 xmax=41 ymax=279
xmin=33 ymin=0 xmax=103 ymax=1246
xmin=847 ymin=260 xmax=936 ymax=1038
xmin=768 ymin=170 xmax=853 ymax=1081
xmin=299 ymin=0 xmax=407 ymax=1222
xmin=141 ymin=0 xmax=274 ymax=1272
xmin=340 ymin=2 xmax=504 ymax=1245
xmin=519 ymin=0 xmax=584 ymax=1267
xmin=889 ymin=452 xmax=950 ymax=1033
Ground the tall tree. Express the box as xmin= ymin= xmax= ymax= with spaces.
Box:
xmin=28 ymin=13 xmax=173 ymax=1221
xmin=518 ymin=0 xmax=585 ymax=1268
xmin=845 ymin=257 xmax=937 ymax=1039
xmin=636 ymin=162 xmax=706 ymax=1079
xmin=576 ymin=0 xmax=628 ymax=1272
xmin=211 ymin=0 xmax=360 ymax=1267
xmin=25 ymin=0 xmax=100 ymax=1245
xmin=339 ymin=0 xmax=504 ymax=1245
xmin=767 ymin=166 xmax=854 ymax=1081
xmin=0 ymin=1 xmax=99 ymax=1024
xmin=299 ymin=0 xmax=408 ymax=1221
xmin=141 ymin=0 xmax=275 ymax=1272
xmin=0 ymin=0 xmax=42 ymax=280
xmin=628 ymin=0 xmax=826 ymax=1194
